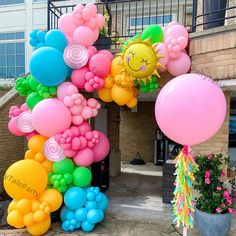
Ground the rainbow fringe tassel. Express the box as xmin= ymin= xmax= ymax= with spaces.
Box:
xmin=172 ymin=146 xmax=198 ymax=235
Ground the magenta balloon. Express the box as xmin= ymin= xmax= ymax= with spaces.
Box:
xmin=71 ymin=67 xmax=89 ymax=89
xmin=89 ymin=54 xmax=111 ymax=77
xmin=73 ymin=26 xmax=95 ymax=47
xmin=155 ymin=73 xmax=226 ymax=146
xmin=32 ymin=98 xmax=72 ymax=137
xmin=74 ymin=148 xmax=94 ymax=167
xmin=93 ymin=132 xmax=110 ymax=162
xmin=167 ymin=52 xmax=191 ymax=76
xmin=57 ymin=82 xmax=78 ymax=100
xmin=78 ymin=122 xmax=91 ymax=136
xmin=98 ymin=50 xmax=113 ymax=62
xmin=58 ymin=14 xmax=78 ymax=37
xmin=8 ymin=117 xmax=25 ymax=136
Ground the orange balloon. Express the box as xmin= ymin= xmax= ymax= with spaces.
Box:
xmin=8 ymin=200 xmax=17 ymax=213
xmin=111 ymin=84 xmax=133 ymax=106
xmin=111 ymin=56 xmax=124 ymax=77
xmin=16 ymin=199 xmax=32 ymax=214
xmin=28 ymin=135 xmax=48 ymax=153
xmin=104 ymin=75 xmax=114 ymax=89
xmin=27 ymin=216 xmax=51 ymax=236
xmin=127 ymin=97 xmax=138 ymax=109
xmin=98 ymin=87 xmax=113 ymax=102
xmin=23 ymin=212 xmax=35 ymax=226
xmin=4 ymin=160 xmax=48 ymax=200
xmin=7 ymin=210 xmax=24 ymax=228
xmin=39 ymin=189 xmax=63 ymax=212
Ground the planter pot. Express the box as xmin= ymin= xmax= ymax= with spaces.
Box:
xmin=203 ymin=0 xmax=227 ymax=30
xmin=194 ymin=208 xmax=231 ymax=236
xmin=94 ymin=36 xmax=112 ymax=50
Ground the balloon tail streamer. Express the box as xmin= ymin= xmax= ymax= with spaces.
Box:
xmin=172 ymin=145 xmax=198 ymax=235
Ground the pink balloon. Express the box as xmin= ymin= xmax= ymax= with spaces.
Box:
xmin=86 ymin=17 xmax=97 ymax=30
xmin=167 ymin=52 xmax=191 ymax=76
xmin=155 ymin=43 xmax=169 ymax=66
xmin=78 ymin=122 xmax=92 ymax=136
xmin=66 ymin=36 xmax=73 ymax=44
xmin=93 ymin=28 xmax=99 ymax=42
xmin=98 ymin=50 xmax=113 ymax=62
xmin=26 ymin=131 xmax=38 ymax=140
xmin=167 ymin=21 xmax=179 ymax=28
xmin=8 ymin=117 xmax=25 ymax=136
xmin=58 ymin=14 xmax=78 ymax=37
xmin=73 ymin=26 xmax=95 ymax=47
xmin=87 ymin=46 xmax=97 ymax=59
xmin=65 ymin=150 xmax=77 ymax=158
xmin=85 ymin=3 xmax=97 ymax=17
xmin=89 ymin=54 xmax=111 ymax=78
xmin=20 ymin=103 xmax=28 ymax=111
xmin=93 ymin=132 xmax=110 ymax=162
xmin=57 ymin=82 xmax=78 ymax=101
xmin=32 ymin=98 xmax=72 ymax=137
xmin=177 ymin=36 xmax=188 ymax=50
xmin=74 ymin=148 xmax=94 ymax=167
xmin=155 ymin=73 xmax=226 ymax=146
xmin=96 ymin=14 xmax=105 ymax=28
xmin=71 ymin=67 xmax=89 ymax=89
xmin=165 ymin=25 xmax=188 ymax=48
xmin=82 ymin=8 xmax=92 ymax=21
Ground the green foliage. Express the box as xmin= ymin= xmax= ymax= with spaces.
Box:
xmin=194 ymin=154 xmax=235 ymax=214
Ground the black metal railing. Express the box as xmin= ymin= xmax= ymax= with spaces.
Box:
xmin=192 ymin=0 xmax=236 ymax=31
xmin=48 ymin=0 xmax=236 ymax=48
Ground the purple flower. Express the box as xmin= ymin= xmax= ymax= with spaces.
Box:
xmin=216 ymin=186 xmax=222 ymax=191
xmin=216 ymin=207 xmax=222 ymax=213
xmin=205 ymin=178 xmax=211 ymax=185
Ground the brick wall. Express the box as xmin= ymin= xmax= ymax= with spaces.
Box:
xmin=120 ymin=102 xmax=156 ymax=162
xmin=0 ymin=91 xmax=26 ymax=193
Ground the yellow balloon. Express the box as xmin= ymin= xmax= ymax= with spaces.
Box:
xmin=39 ymin=189 xmax=63 ymax=212
xmin=98 ymin=87 xmax=113 ymax=102
xmin=42 ymin=159 xmax=53 ymax=173
xmin=8 ymin=200 xmax=17 ymax=213
xmin=16 ymin=199 xmax=32 ymax=214
xmin=111 ymin=56 xmax=124 ymax=77
xmin=111 ymin=84 xmax=133 ymax=106
xmin=104 ymin=75 xmax=114 ymax=89
xmin=23 ymin=212 xmax=35 ymax=226
xmin=28 ymin=135 xmax=48 ymax=153
xmin=27 ymin=216 xmax=51 ymax=236
xmin=4 ymin=160 xmax=48 ymax=200
xmin=7 ymin=210 xmax=24 ymax=228
xmin=127 ymin=97 xmax=138 ymax=108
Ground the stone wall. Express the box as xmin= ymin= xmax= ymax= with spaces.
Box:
xmin=0 ymin=91 xmax=26 ymax=193
xmin=120 ymin=102 xmax=156 ymax=162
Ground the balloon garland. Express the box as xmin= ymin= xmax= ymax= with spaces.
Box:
xmin=3 ymin=2 xmax=227 ymax=236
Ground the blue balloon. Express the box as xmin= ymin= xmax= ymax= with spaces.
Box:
xmin=82 ymin=220 xmax=95 ymax=232
xmin=87 ymin=191 xmax=96 ymax=201
xmin=74 ymin=208 xmax=87 ymax=221
xmin=64 ymin=187 xmax=87 ymax=210
xmin=87 ymin=209 xmax=102 ymax=224
xmin=45 ymin=29 xmax=68 ymax=52
xmin=29 ymin=47 xmax=69 ymax=86
xmin=85 ymin=201 xmax=97 ymax=210
xmin=60 ymin=206 xmax=74 ymax=221
xmin=36 ymin=30 xmax=46 ymax=42
xmin=30 ymin=38 xmax=37 ymax=47
xmin=62 ymin=221 xmax=70 ymax=231
xmin=98 ymin=209 xmax=105 ymax=222
xmin=95 ymin=193 xmax=102 ymax=202
xmin=97 ymin=194 xmax=109 ymax=211
xmin=36 ymin=42 xmax=46 ymax=49
xmin=30 ymin=30 xmax=38 ymax=38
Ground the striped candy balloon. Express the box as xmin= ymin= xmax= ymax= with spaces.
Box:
xmin=43 ymin=137 xmax=65 ymax=162
xmin=63 ymin=44 xmax=89 ymax=69
xmin=16 ymin=111 xmax=34 ymax=133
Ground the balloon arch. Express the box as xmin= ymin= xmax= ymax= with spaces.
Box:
xmin=4 ymin=3 xmax=226 ymax=236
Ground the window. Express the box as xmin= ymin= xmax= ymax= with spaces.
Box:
xmin=0 ymin=32 xmax=25 ymax=79
xmin=129 ymin=15 xmax=172 ymax=36
xmin=0 ymin=0 xmax=24 ymax=5
xmin=33 ymin=0 xmax=46 ymax=2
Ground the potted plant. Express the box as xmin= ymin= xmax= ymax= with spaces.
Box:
xmin=194 ymin=153 xmax=235 ymax=236
xmin=203 ymin=0 xmax=227 ymax=30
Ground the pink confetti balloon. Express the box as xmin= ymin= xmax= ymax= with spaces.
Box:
xmin=155 ymin=73 xmax=227 ymax=146
xmin=16 ymin=111 xmax=34 ymax=133
xmin=44 ymin=137 xmax=65 ymax=162
xmin=63 ymin=44 xmax=89 ymax=69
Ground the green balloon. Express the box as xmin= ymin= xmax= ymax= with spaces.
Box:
xmin=53 ymin=158 xmax=75 ymax=174
xmin=26 ymin=92 xmax=43 ymax=109
xmin=73 ymin=167 xmax=92 ymax=188
xmin=141 ymin=25 xmax=164 ymax=44
xmin=28 ymin=75 xmax=40 ymax=91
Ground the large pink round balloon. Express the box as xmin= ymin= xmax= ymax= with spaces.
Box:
xmin=32 ymin=99 xmax=72 ymax=137
xmin=89 ymin=54 xmax=111 ymax=77
xmin=155 ymin=73 xmax=226 ymax=146
xmin=73 ymin=26 xmax=95 ymax=47
xmin=93 ymin=132 xmax=110 ymax=162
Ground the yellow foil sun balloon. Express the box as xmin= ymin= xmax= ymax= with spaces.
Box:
xmin=122 ymin=36 xmax=163 ymax=81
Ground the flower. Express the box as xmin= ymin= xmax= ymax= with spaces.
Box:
xmin=228 ymin=208 xmax=236 ymax=214
xmin=220 ymin=172 xmax=225 ymax=177
xmin=216 ymin=207 xmax=222 ymax=213
xmin=226 ymin=196 xmax=233 ymax=205
xmin=205 ymin=178 xmax=211 ymax=185
xmin=223 ymin=191 xmax=230 ymax=198
xmin=207 ymin=154 xmax=213 ymax=160
xmin=205 ymin=170 xmax=211 ymax=178
xmin=220 ymin=203 xmax=226 ymax=208
xmin=216 ymin=186 xmax=222 ymax=191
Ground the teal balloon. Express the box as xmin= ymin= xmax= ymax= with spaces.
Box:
xmin=36 ymin=31 xmax=46 ymax=42
xmin=26 ymin=92 xmax=43 ymax=110
xmin=30 ymin=38 xmax=37 ymax=47
xmin=45 ymin=29 xmax=68 ymax=52
xmin=60 ymin=206 xmax=74 ymax=221
xmin=87 ymin=209 xmax=102 ymax=224
xmin=97 ymin=194 xmax=109 ymax=211
xmin=141 ymin=25 xmax=164 ymax=44
xmin=82 ymin=220 xmax=95 ymax=232
xmin=74 ymin=208 xmax=87 ymax=221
